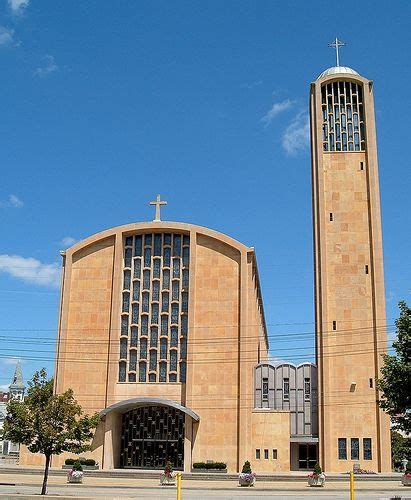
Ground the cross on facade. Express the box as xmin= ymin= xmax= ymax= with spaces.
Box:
xmin=329 ymin=37 xmax=346 ymax=67
xmin=149 ymin=194 xmax=167 ymax=222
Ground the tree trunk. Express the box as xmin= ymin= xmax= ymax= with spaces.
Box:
xmin=41 ymin=454 xmax=51 ymax=495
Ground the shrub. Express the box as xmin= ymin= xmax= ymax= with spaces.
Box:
xmin=72 ymin=461 xmax=83 ymax=472
xmin=241 ymin=461 xmax=252 ymax=474
xmin=212 ymin=462 xmax=227 ymax=470
xmin=313 ymin=463 xmax=322 ymax=475
xmin=193 ymin=462 xmax=227 ymax=470
xmin=84 ymin=459 xmax=96 ymax=466
xmin=193 ymin=462 xmax=206 ymax=469
xmin=65 ymin=458 xmax=75 ymax=465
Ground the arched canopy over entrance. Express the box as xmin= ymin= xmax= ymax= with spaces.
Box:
xmin=100 ymin=397 xmax=200 ymax=421
xmin=101 ymin=398 xmax=199 ymax=470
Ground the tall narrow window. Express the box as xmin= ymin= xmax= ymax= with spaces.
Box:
xmin=129 ymin=350 xmax=137 ymax=371
xmin=134 ymin=236 xmax=142 ymax=256
xmin=283 ymin=378 xmax=290 ymax=401
xmin=119 ymin=361 xmax=126 ymax=382
xmin=138 ymin=362 xmax=146 ymax=382
xmin=256 ymin=449 xmax=260 ymax=460
xmin=351 ymin=438 xmax=360 ymax=460
xmin=363 ymin=438 xmax=372 ymax=460
xmin=369 ymin=378 xmax=373 ymax=388
xmin=329 ymin=212 xmax=333 ymax=221
xmin=332 ymin=320 xmax=337 ymax=331
xmin=360 ymin=161 xmax=364 ymax=170
xmin=264 ymin=449 xmax=269 ymax=459
xmin=262 ymin=377 xmax=269 ymax=401
xmin=272 ymin=449 xmax=278 ymax=459
xmin=304 ymin=378 xmax=311 ymax=400
xmin=338 ymin=438 xmax=347 ymax=460
xmin=365 ymin=265 xmax=369 ymax=274
xmin=149 ymin=350 xmax=157 ymax=372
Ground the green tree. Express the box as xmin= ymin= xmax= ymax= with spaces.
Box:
xmin=3 ymin=369 xmax=99 ymax=496
xmin=391 ymin=430 xmax=411 ymax=470
xmin=377 ymin=301 xmax=411 ymax=433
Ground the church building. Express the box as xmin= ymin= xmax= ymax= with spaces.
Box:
xmin=21 ymin=47 xmax=391 ymax=473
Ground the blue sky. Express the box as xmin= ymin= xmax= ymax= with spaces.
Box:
xmin=0 ymin=0 xmax=410 ymax=389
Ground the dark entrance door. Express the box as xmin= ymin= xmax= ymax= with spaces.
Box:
xmin=120 ymin=405 xmax=185 ymax=469
xmin=298 ymin=444 xmax=317 ymax=469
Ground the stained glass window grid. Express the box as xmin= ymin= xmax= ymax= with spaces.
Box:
xmin=120 ymin=232 xmax=189 ymax=383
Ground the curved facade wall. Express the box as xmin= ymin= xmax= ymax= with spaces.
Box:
xmin=20 ymin=221 xmax=269 ymax=472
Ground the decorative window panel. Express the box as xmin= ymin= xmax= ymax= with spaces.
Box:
xmin=351 ymin=438 xmax=359 ymax=460
xmin=338 ymin=438 xmax=347 ymax=460
xmin=363 ymin=438 xmax=372 ymax=460
xmin=321 ymin=81 xmax=366 ymax=152
xmin=119 ymin=233 xmax=190 ymax=383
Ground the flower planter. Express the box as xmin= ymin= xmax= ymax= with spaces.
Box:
xmin=67 ymin=471 xmax=83 ymax=484
xmin=238 ymin=473 xmax=256 ymax=487
xmin=160 ymin=472 xmax=176 ymax=486
xmin=402 ymin=474 xmax=411 ymax=486
xmin=308 ymin=473 xmax=325 ymax=487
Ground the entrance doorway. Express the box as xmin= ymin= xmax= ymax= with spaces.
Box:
xmin=298 ymin=444 xmax=317 ymax=469
xmin=120 ymin=405 xmax=185 ymax=469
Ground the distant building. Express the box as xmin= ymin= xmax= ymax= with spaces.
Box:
xmin=0 ymin=361 xmax=25 ymax=455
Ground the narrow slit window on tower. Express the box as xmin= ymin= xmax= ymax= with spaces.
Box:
xmin=369 ymin=378 xmax=373 ymax=388
xmin=256 ymin=449 xmax=260 ymax=460
xmin=264 ymin=449 xmax=269 ymax=460
xmin=360 ymin=161 xmax=364 ymax=170
xmin=329 ymin=212 xmax=333 ymax=221
xmin=365 ymin=265 xmax=369 ymax=274
xmin=332 ymin=320 xmax=337 ymax=331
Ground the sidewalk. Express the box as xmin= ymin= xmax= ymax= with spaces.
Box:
xmin=0 ymin=472 xmax=408 ymax=499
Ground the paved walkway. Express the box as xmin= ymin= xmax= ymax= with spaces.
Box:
xmin=0 ymin=472 xmax=409 ymax=498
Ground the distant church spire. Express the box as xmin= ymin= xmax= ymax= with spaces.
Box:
xmin=328 ymin=37 xmax=346 ymax=67
xmin=9 ymin=360 xmax=25 ymax=400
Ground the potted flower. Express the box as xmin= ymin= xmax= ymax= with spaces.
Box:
xmin=67 ymin=461 xmax=84 ymax=484
xmin=160 ymin=461 xmax=177 ymax=486
xmin=238 ymin=460 xmax=256 ymax=487
xmin=402 ymin=462 xmax=411 ymax=486
xmin=308 ymin=463 xmax=325 ymax=487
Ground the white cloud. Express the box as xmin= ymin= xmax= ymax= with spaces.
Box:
xmin=282 ymin=110 xmax=310 ymax=155
xmin=0 ymin=384 xmax=9 ymax=392
xmin=1 ymin=357 xmax=20 ymax=366
xmin=61 ymin=236 xmax=76 ymax=247
xmin=0 ymin=26 xmax=16 ymax=46
xmin=8 ymin=194 xmax=23 ymax=207
xmin=8 ymin=0 xmax=29 ymax=15
xmin=261 ymin=99 xmax=294 ymax=127
xmin=0 ymin=255 xmax=60 ymax=287
xmin=0 ymin=194 xmax=23 ymax=208
xmin=35 ymin=55 xmax=58 ymax=77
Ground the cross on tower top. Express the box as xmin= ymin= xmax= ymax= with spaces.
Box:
xmin=328 ymin=37 xmax=346 ymax=67
xmin=149 ymin=194 xmax=167 ymax=222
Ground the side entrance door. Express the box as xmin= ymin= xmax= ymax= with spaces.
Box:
xmin=298 ymin=444 xmax=317 ymax=469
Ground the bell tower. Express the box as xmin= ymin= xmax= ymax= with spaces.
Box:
xmin=310 ymin=44 xmax=391 ymax=472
